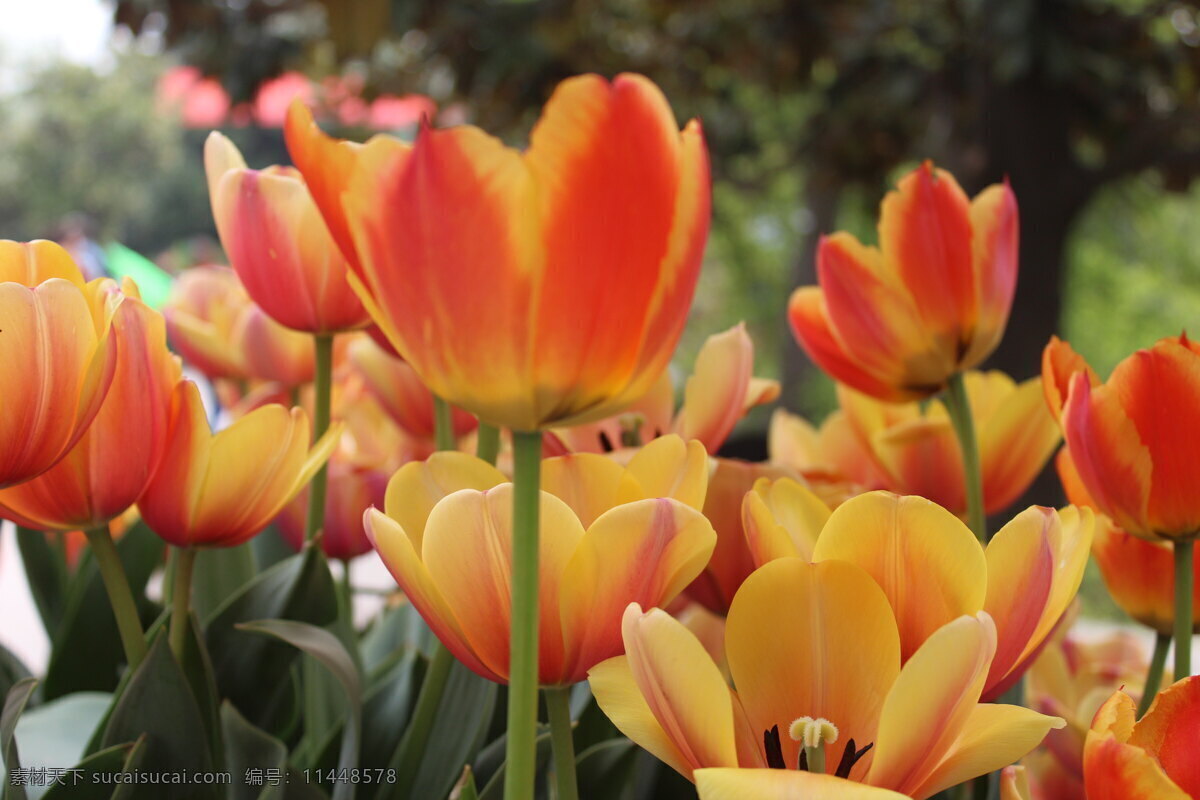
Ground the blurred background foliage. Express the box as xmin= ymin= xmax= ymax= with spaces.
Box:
xmin=2 ymin=0 xmax=1200 ymax=467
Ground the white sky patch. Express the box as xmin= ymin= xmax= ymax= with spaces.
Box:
xmin=0 ymin=0 xmax=112 ymax=92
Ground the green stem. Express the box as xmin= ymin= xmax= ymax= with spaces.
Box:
xmin=1139 ymin=632 xmax=1172 ymax=718
xmin=339 ymin=559 xmax=354 ymax=620
xmin=433 ymin=395 xmax=456 ymax=452
xmin=393 ymin=645 xmax=455 ymax=795
xmin=505 ymin=430 xmax=543 ymax=800
xmin=944 ymin=371 xmax=987 ymax=541
xmin=1175 ymin=539 xmax=1194 ymax=678
xmin=476 ymin=421 xmax=501 ymax=466
xmin=84 ymin=525 xmax=147 ymax=669
xmin=305 ymin=333 xmax=334 ymax=543
xmin=545 ymin=687 xmax=578 ymax=800
xmin=170 ymin=547 xmax=197 ymax=662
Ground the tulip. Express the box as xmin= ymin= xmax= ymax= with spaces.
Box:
xmin=0 ymin=239 xmax=87 ymax=285
xmin=589 ymin=559 xmax=1062 ymax=799
xmin=366 ymin=434 xmax=713 ymax=685
xmin=999 ymin=766 xmax=1033 ymax=800
xmin=162 ymin=265 xmax=253 ymax=381
xmin=744 ymin=491 xmax=1092 ymax=699
xmin=768 ymin=408 xmax=880 ymax=507
xmin=277 ymin=456 xmax=385 ymax=561
xmin=289 ymin=74 xmax=710 ymax=431
xmin=0 ymin=247 xmax=119 ymax=488
xmin=1043 ymin=334 xmax=1200 ymax=677
xmin=831 ymin=372 xmax=1059 ymax=517
xmin=788 ymin=162 xmax=1018 ymax=404
xmin=204 ymin=132 xmax=369 ymax=334
xmin=138 ymin=380 xmax=338 ymax=549
xmin=347 ymin=335 xmax=477 ymax=445
xmin=1082 ymin=676 xmax=1200 ymax=799
xmin=0 ymin=281 xmax=181 ymax=530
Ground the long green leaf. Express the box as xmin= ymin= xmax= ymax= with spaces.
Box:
xmin=191 ymin=543 xmax=257 ymax=623
xmin=1 ymin=678 xmax=37 ymax=800
xmin=0 ymin=646 xmax=32 ymax=703
xmin=40 ymin=737 xmax=148 ymax=800
xmin=15 ymin=528 xmax=67 ymax=636
xmin=222 ymin=703 xmax=287 ymax=800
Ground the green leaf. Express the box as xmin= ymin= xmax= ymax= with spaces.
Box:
xmin=11 ymin=691 xmax=112 ymax=794
xmin=575 ymin=739 xmax=638 ymax=800
xmin=475 ymin=725 xmax=552 ymax=800
xmin=2 ymin=678 xmax=37 ymax=800
xmin=250 ymin=527 xmax=295 ymax=575
xmin=191 ymin=543 xmax=257 ymax=624
xmin=15 ymin=528 xmax=68 ymax=636
xmin=100 ymin=635 xmax=218 ymax=800
xmin=221 ymin=703 xmax=287 ymax=800
xmin=205 ymin=548 xmax=337 ymax=728
xmin=177 ymin=613 xmax=224 ymax=772
xmin=236 ymin=621 xmax=360 ymax=800
xmin=43 ymin=524 xmax=163 ymax=700
xmin=448 ymin=767 xmax=478 ymax=800
xmin=40 ymin=737 xmax=148 ymax=800
xmin=359 ymin=651 xmax=419 ymax=777
xmin=380 ymin=661 xmax=497 ymax=800
xmin=359 ymin=605 xmax=434 ymax=675
xmin=0 ymin=646 xmax=32 ymax=703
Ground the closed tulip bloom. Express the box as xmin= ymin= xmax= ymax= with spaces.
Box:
xmin=0 ymin=281 xmax=181 ymax=530
xmin=789 ymin=162 xmax=1018 ymax=402
xmin=290 ymin=74 xmax=711 ymax=430
xmin=590 ymin=559 xmax=1061 ymax=798
xmin=745 ymin=491 xmax=1092 ymax=700
xmin=1044 ymin=334 xmax=1200 ymax=541
xmin=138 ymin=380 xmax=339 ymax=548
xmin=204 ymin=132 xmax=369 ymax=334
xmin=834 ymin=372 xmax=1060 ymax=517
xmin=365 ymin=435 xmax=716 ymax=685
xmin=235 ymin=303 xmax=315 ymax=386
xmin=348 ymin=335 xmax=476 ymax=443
xmin=0 ymin=245 xmax=119 ymax=488
xmin=163 ymin=265 xmax=253 ymax=380
xmin=1083 ymin=677 xmax=1200 ymax=799
xmin=278 ymin=457 xmax=385 ymax=560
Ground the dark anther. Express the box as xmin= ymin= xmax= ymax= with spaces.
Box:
xmin=797 ymin=747 xmax=809 ymax=771
xmin=834 ymin=739 xmax=874 ymax=779
xmin=598 ymin=431 xmax=615 ymax=452
xmin=763 ymin=726 xmax=785 ymax=770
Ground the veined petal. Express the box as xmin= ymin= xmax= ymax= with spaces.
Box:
xmin=234 ymin=304 xmax=314 ymax=385
xmin=1090 ymin=510 xmax=1194 ymax=635
xmin=382 ymin=452 xmax=507 ymax=552
xmin=979 ymin=376 xmax=1060 ymax=514
xmin=421 ymin=485 xmax=583 ymax=683
xmin=1041 ymin=337 xmax=1098 ymax=422
xmin=960 ymin=182 xmax=1019 ymax=368
xmin=1129 ymin=677 xmax=1200 ymax=795
xmin=742 ymin=476 xmax=829 ymax=564
xmin=812 ymin=492 xmax=987 ymax=661
xmin=676 ymin=323 xmax=754 ymax=454
xmin=1083 ymin=690 xmax=1190 ymax=800
xmin=541 ymin=452 xmax=628 ymax=528
xmin=558 ymin=499 xmax=715 ymax=683
xmin=914 ymin=704 xmax=1064 ymax=798
xmin=871 ymin=418 xmax=965 ymax=512
xmin=867 ymin=613 xmax=996 ymax=796
xmin=0 ymin=239 xmax=85 ymax=285
xmin=726 ymin=559 xmax=900 ymax=776
xmin=695 ymin=769 xmax=912 ymax=800
xmin=620 ymin=434 xmax=709 ymax=510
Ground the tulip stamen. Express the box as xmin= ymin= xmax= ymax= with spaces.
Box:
xmin=789 ymin=716 xmax=838 ymax=774
xmin=763 ymin=725 xmax=786 ymax=769
xmin=618 ymin=413 xmax=645 ymax=448
xmin=834 ymin=738 xmax=873 ymax=779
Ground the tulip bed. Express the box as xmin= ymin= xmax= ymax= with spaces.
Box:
xmin=0 ymin=73 xmax=1197 ymax=800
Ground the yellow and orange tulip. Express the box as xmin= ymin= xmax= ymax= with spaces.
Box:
xmin=743 ymin=490 xmax=1092 ymax=699
xmin=204 ymin=132 xmax=369 ymax=334
xmin=0 ymin=241 xmax=119 ymax=488
xmin=1082 ymin=676 xmax=1200 ymax=798
xmin=137 ymin=380 xmax=338 ymax=548
xmin=789 ymin=162 xmax=1018 ymax=402
xmin=589 ymin=558 xmax=1061 ymax=799
xmin=366 ymin=435 xmax=716 ymax=685
xmin=0 ymin=279 xmax=182 ymax=530
xmin=1044 ymin=334 xmax=1200 ymax=541
xmin=288 ymin=73 xmax=711 ymax=431
xmin=278 ymin=456 xmax=385 ymax=561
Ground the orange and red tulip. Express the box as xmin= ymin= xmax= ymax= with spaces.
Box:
xmin=590 ymin=558 xmax=1061 ymax=799
xmin=0 ymin=279 xmax=182 ymax=530
xmin=278 ymin=456 xmax=385 ymax=561
xmin=137 ymin=380 xmax=338 ymax=548
xmin=0 ymin=241 xmax=119 ymax=488
xmin=288 ymin=73 xmax=711 ymax=431
xmin=1044 ymin=334 xmax=1200 ymax=541
xmin=366 ymin=435 xmax=715 ymax=685
xmin=832 ymin=371 xmax=1060 ymax=517
xmin=789 ymin=162 xmax=1018 ymax=402
xmin=743 ymin=491 xmax=1092 ymax=700
xmin=204 ymin=132 xmax=369 ymax=334
xmin=1083 ymin=676 xmax=1200 ymax=799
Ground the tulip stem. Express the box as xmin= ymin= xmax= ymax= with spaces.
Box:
xmin=170 ymin=546 xmax=197 ymax=663
xmin=304 ymin=333 xmax=334 ymax=542
xmin=944 ymin=371 xmax=987 ymax=541
xmin=433 ymin=395 xmax=455 ymax=452
xmin=1175 ymin=539 xmax=1194 ymax=678
xmin=545 ymin=687 xmax=578 ymax=800
xmin=85 ymin=525 xmax=147 ymax=670
xmin=476 ymin=422 xmax=501 ymax=465
xmin=505 ymin=430 xmax=543 ymax=800
xmin=1139 ymin=632 xmax=1172 ymax=717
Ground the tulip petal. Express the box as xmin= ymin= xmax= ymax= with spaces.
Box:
xmin=1129 ymin=676 xmax=1200 ymax=795
xmin=867 ymin=613 xmax=996 ymax=795
xmin=695 ymin=769 xmax=912 ymax=800
xmin=540 ymin=452 xmax=629 ymax=528
xmin=559 ymin=499 xmax=716 ymax=682
xmin=871 ymin=418 xmax=965 ymax=512
xmin=725 ymin=559 xmax=900 ymax=776
xmin=812 ymin=492 xmax=987 ymax=661
xmin=961 ymin=182 xmax=1019 ymax=368
xmin=1083 ymin=691 xmax=1190 ymax=800
xmin=742 ymin=477 xmax=829 ymax=564
xmin=382 ymin=452 xmax=507 ymax=551
xmin=0 ymin=240 xmax=85 ymax=285
xmin=620 ymin=434 xmax=709 ymax=510
xmin=421 ymin=485 xmax=583 ymax=683
xmin=978 ymin=377 xmax=1060 ymax=513
xmin=1041 ymin=337 xmax=1098 ymax=422
xmin=676 ymin=323 xmax=754 ymax=454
